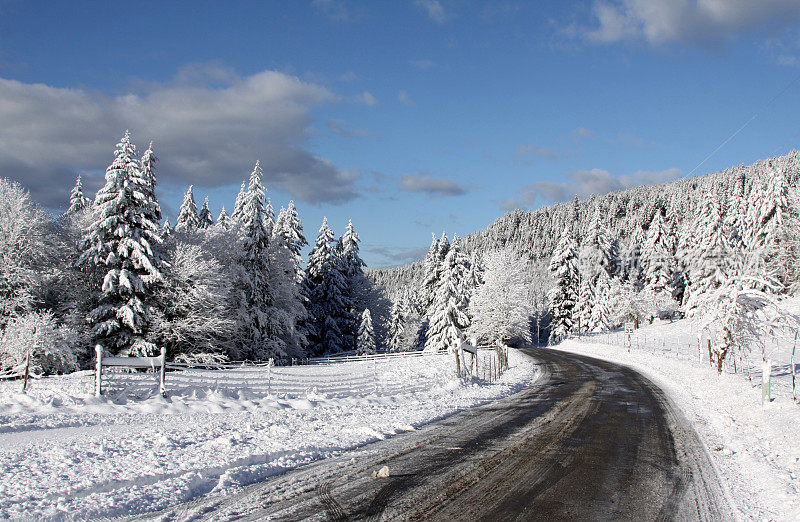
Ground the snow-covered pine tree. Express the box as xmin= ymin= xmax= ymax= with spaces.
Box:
xmin=576 ymin=208 xmax=616 ymax=332
xmin=273 ymin=200 xmax=307 ymax=282
xmin=162 ymin=218 xmax=173 ymax=238
xmin=233 ymin=161 xmax=286 ymax=360
xmin=175 ymin=185 xmax=200 ymax=233
xmin=231 ymin=181 xmax=247 ymax=224
xmin=419 ymin=233 xmax=440 ymax=317
xmin=388 ymin=294 xmax=406 ymax=352
xmin=339 ymin=219 xmax=367 ymax=350
xmin=641 ymin=210 xmax=674 ymax=295
xmin=138 ymin=141 xmax=162 ymax=224
xmin=548 ymin=226 xmax=579 ymax=343
xmin=67 ymin=175 xmax=91 ymax=215
xmin=426 ymin=236 xmax=470 ymax=352
xmin=264 ymin=198 xmax=275 ymax=237
xmin=216 ymin=206 xmax=230 ymax=229
xmin=685 ymin=190 xmax=733 ymax=313
xmin=305 ymin=218 xmax=347 ymax=355
xmin=747 ymin=161 xmax=793 ymax=288
xmin=198 ymin=196 xmax=213 ymax=229
xmin=79 ymin=131 xmax=164 ymax=355
xmin=357 ymin=308 xmax=376 ymax=355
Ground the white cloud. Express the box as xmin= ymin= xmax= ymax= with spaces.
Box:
xmin=399 ymin=172 xmax=467 ymax=197
xmin=312 ymin=0 xmax=349 ymax=21
xmin=0 ymin=68 xmax=361 ymax=207
xmin=398 ymin=90 xmax=415 ymax=106
xmin=358 ymin=90 xmax=379 ymax=106
xmin=416 ymin=0 xmax=446 ymax=24
xmin=579 ymin=0 xmax=800 ymax=47
xmin=502 ymin=166 xmax=682 ymax=209
xmin=327 ymin=119 xmax=365 ymax=137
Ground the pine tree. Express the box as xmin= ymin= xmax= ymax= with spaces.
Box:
xmin=685 ymin=191 xmax=732 ymax=313
xmin=339 ymin=219 xmax=367 ymax=350
xmin=198 ymin=196 xmax=213 ymax=229
xmin=420 ymin=233 xmax=440 ymax=316
xmin=357 ymin=308 xmax=376 ymax=355
xmin=426 ymin=236 xmax=470 ymax=352
xmin=274 ymin=200 xmax=307 ymax=282
xmin=576 ymin=209 xmax=616 ymax=332
xmin=67 ymin=175 xmax=90 ymax=215
xmin=216 ymin=206 xmax=230 ymax=229
xmin=641 ymin=210 xmax=674 ymax=295
xmin=264 ymin=198 xmax=275 ymax=237
xmin=79 ymin=131 xmax=164 ymax=355
xmin=305 ymin=218 xmax=347 ymax=355
xmin=548 ymin=226 xmax=579 ymax=343
xmin=138 ymin=141 xmax=162 ymax=224
xmin=233 ymin=160 xmax=302 ymax=360
xmin=175 ymin=185 xmax=200 ymax=232
xmin=231 ymin=181 xmax=247 ymax=224
xmin=387 ymin=292 xmax=408 ymax=352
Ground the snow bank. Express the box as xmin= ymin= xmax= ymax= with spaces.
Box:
xmin=557 ymin=311 xmax=800 ymax=520
xmin=0 ymin=350 xmax=539 ymax=519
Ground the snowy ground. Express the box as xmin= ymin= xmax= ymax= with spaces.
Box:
xmin=557 ymin=303 xmax=800 ymax=520
xmin=0 ymin=350 xmax=539 ymax=520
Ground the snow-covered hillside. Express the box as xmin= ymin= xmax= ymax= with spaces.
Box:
xmin=0 ymin=350 xmax=539 ymax=520
xmin=555 ymin=300 xmax=800 ymax=520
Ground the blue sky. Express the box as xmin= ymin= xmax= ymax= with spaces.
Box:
xmin=2 ymin=1 xmax=800 ymax=267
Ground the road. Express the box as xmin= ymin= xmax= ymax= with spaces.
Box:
xmin=133 ymin=348 xmax=734 ymax=521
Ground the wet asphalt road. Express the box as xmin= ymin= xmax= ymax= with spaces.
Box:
xmin=134 ymin=348 xmax=733 ymax=521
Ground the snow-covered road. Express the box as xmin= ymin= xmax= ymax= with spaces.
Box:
xmin=130 ymin=348 xmax=732 ymax=521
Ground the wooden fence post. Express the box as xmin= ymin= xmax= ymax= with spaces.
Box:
xmin=21 ymin=349 xmax=31 ymax=393
xmin=159 ymin=346 xmax=167 ymax=397
xmin=94 ymin=344 xmax=103 ymax=397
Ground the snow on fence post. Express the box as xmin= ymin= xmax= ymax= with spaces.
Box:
xmin=762 ymin=359 xmax=772 ymax=406
xmin=158 ymin=346 xmax=167 ymax=397
xmin=94 ymin=345 xmax=103 ymax=397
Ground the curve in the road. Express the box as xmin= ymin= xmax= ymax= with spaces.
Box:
xmin=132 ymin=348 xmax=734 ymax=521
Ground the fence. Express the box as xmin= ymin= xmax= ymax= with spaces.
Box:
xmin=0 ymin=351 xmax=33 ymax=392
xmin=87 ymin=345 xmax=512 ymax=399
xmin=95 ymin=345 xmax=166 ymax=397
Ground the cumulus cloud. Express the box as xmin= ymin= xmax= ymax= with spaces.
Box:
xmin=416 ymin=0 xmax=446 ymax=23
xmin=367 ymin=245 xmax=429 ymax=266
xmin=577 ymin=0 xmax=800 ymax=47
xmin=398 ymin=90 xmax=415 ymax=106
xmin=358 ymin=90 xmax=379 ymax=106
xmin=0 ymin=68 xmax=364 ymax=208
xmin=501 ymin=166 xmax=682 ymax=210
xmin=399 ymin=172 xmax=467 ymax=197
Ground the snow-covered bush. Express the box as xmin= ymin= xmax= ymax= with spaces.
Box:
xmin=0 ymin=312 xmax=78 ymax=375
xmin=149 ymin=241 xmax=235 ymax=360
xmin=468 ymin=248 xmax=533 ymax=346
xmin=606 ymin=280 xmax=678 ymax=328
xmin=697 ymin=273 xmax=800 ymax=373
xmin=0 ymin=178 xmax=51 ymax=329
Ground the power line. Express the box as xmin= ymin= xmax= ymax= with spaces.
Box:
xmin=687 ymin=71 xmax=800 ymax=177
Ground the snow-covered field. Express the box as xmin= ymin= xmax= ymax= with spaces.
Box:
xmin=0 ymin=350 xmax=539 ymax=520
xmin=557 ymin=305 xmax=800 ymax=520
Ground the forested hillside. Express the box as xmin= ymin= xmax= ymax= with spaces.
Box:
xmin=370 ymin=152 xmax=800 ymax=356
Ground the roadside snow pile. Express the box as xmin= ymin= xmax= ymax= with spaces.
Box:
xmin=0 ymin=349 xmax=538 ymax=520
xmin=557 ymin=308 xmax=800 ymax=520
